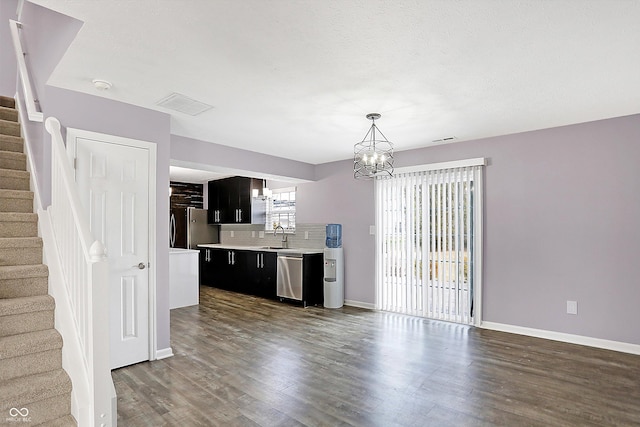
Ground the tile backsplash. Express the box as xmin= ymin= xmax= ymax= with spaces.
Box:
xmin=219 ymin=223 xmax=327 ymax=249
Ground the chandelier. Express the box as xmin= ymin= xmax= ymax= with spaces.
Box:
xmin=353 ymin=113 xmax=394 ymax=179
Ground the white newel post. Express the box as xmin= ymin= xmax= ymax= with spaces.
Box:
xmin=88 ymin=241 xmax=112 ymax=426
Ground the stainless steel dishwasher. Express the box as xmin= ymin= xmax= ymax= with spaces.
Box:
xmin=277 ymin=252 xmax=303 ymax=301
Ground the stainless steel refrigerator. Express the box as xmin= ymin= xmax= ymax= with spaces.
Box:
xmin=170 ymin=207 xmax=219 ymax=249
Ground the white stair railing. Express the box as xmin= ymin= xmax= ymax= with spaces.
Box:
xmin=9 ymin=19 xmax=43 ymax=122
xmin=45 ymin=117 xmax=115 ymax=427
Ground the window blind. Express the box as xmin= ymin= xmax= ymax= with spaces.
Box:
xmin=375 ymin=162 xmax=483 ymax=325
xmin=266 ymin=187 xmax=296 ymax=231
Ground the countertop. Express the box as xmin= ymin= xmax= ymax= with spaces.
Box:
xmin=169 ymin=247 xmax=200 ymax=254
xmin=197 ymin=243 xmax=323 ymax=255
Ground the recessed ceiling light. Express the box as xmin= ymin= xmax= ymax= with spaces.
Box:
xmin=92 ymin=79 xmax=112 ymax=91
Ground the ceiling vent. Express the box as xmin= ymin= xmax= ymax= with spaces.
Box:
xmin=156 ymin=93 xmax=213 ymax=116
xmin=432 ymin=136 xmax=457 ymax=143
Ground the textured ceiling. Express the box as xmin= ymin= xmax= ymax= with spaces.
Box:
xmin=29 ymin=0 xmax=640 ymax=166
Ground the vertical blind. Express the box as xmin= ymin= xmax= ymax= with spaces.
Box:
xmin=375 ymin=162 xmax=483 ymax=325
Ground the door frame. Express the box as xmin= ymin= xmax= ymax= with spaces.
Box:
xmin=66 ymin=127 xmax=158 ymax=363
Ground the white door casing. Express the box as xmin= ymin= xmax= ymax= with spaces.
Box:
xmin=67 ymin=129 xmax=157 ymax=370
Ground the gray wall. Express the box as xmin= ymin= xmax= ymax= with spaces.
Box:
xmin=0 ymin=0 xmax=18 ymax=96
xmin=44 ymin=87 xmax=172 ymax=351
xmin=295 ymin=114 xmax=640 ymax=346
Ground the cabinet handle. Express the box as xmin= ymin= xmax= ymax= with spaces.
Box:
xmin=232 ymin=251 xmax=235 ymax=265
xmin=228 ymin=251 xmax=231 ymax=264
xmin=257 ymin=254 xmax=260 ymax=268
xmin=239 ymin=209 xmax=242 ymax=222
xmin=261 ymin=253 xmax=264 ymax=268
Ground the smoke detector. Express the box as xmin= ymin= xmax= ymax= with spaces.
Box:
xmin=92 ymin=79 xmax=112 ymax=91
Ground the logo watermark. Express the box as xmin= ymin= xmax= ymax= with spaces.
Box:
xmin=5 ymin=408 xmax=31 ymax=423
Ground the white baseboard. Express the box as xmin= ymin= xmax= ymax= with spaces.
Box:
xmin=344 ymin=300 xmax=375 ymax=310
xmin=481 ymin=321 xmax=640 ymax=356
xmin=155 ymin=347 xmax=174 ymax=360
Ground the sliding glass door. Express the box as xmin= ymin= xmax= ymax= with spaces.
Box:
xmin=375 ymin=161 xmax=483 ymax=325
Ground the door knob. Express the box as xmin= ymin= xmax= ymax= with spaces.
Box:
xmin=134 ymin=262 xmax=146 ymax=270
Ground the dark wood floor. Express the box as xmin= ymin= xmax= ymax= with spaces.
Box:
xmin=112 ymin=286 xmax=640 ymax=426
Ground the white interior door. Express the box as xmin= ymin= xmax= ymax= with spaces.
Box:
xmin=73 ymin=135 xmax=151 ymax=369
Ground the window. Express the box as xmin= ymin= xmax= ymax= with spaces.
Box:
xmin=375 ymin=159 xmax=484 ymax=325
xmin=266 ymin=187 xmax=296 ymax=232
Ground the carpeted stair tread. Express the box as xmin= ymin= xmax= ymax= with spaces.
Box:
xmin=0 ymin=264 xmax=48 ymax=280
xmin=0 ymin=237 xmax=42 ymax=266
xmin=0 ymin=212 xmax=38 ymax=238
xmin=0 ymin=369 xmax=72 ymax=410
xmin=0 ymin=96 xmax=15 ymax=109
xmin=0 ymin=264 xmax=48 ymax=298
xmin=0 ymin=329 xmax=61 ymax=360
xmin=0 ymin=150 xmax=27 ymax=170
xmin=0 ymin=134 xmax=24 ymax=152
xmin=0 ymin=118 xmax=20 ymax=137
xmin=0 ymin=210 xmax=37 ymax=219
xmin=0 ymin=105 xmax=18 ymax=122
xmin=0 ymin=189 xmax=34 ymax=213
xmin=0 ymin=236 xmax=42 ymax=248
xmin=0 ymin=294 xmax=54 ymax=317
xmin=0 ymin=168 xmax=30 ymax=190
xmin=0 ymin=212 xmax=37 ymax=222
xmin=44 ymin=415 xmax=77 ymax=426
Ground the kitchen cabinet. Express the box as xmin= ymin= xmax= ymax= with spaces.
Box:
xmin=208 ymin=177 xmax=266 ymax=224
xmin=246 ymin=251 xmax=277 ymax=298
xmin=199 ymin=245 xmax=323 ymax=304
xmin=169 ymin=248 xmax=199 ymax=309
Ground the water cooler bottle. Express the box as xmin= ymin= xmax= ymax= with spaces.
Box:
xmin=324 ymin=224 xmax=344 ymax=309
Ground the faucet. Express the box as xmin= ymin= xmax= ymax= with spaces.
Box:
xmin=273 ymin=225 xmax=288 ymax=248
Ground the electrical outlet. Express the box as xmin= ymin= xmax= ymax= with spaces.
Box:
xmin=305 ymin=231 xmax=309 ymax=240
xmin=369 ymin=225 xmax=375 ymax=235
xmin=230 ymin=231 xmax=234 ymax=238
xmin=259 ymin=231 xmax=264 ymax=238
xmin=566 ymin=300 xmax=578 ymax=315
xmin=251 ymin=231 xmax=256 ymax=238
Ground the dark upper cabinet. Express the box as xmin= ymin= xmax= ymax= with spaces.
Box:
xmin=208 ymin=177 xmax=265 ymax=224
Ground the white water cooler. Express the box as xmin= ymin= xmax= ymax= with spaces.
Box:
xmin=324 ymin=224 xmax=344 ymax=309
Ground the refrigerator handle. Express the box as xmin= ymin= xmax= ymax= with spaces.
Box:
xmin=169 ymin=213 xmax=176 ymax=248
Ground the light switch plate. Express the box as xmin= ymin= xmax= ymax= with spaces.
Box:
xmin=259 ymin=231 xmax=264 ymax=238
xmin=566 ymin=300 xmax=578 ymax=315
xmin=230 ymin=231 xmax=234 ymax=238
xmin=369 ymin=225 xmax=375 ymax=235
xmin=251 ymin=231 xmax=256 ymax=238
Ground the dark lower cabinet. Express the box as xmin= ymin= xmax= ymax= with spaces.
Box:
xmin=302 ymin=253 xmax=324 ymax=306
xmin=200 ymin=248 xmax=277 ymax=298
xmin=246 ymin=251 xmax=277 ymax=298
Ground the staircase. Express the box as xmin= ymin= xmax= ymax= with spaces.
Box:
xmin=0 ymin=96 xmax=76 ymax=426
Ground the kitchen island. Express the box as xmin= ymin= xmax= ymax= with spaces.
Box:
xmin=169 ymin=247 xmax=200 ymax=309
